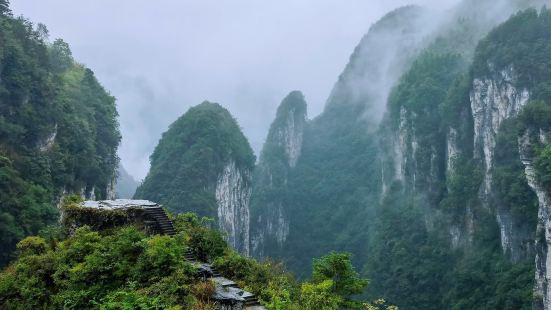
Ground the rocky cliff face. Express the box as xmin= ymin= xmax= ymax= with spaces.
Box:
xmin=471 ymin=67 xmax=530 ymax=204
xmin=251 ymin=4 xmax=551 ymax=308
xmin=217 ymin=160 xmax=252 ymax=255
xmin=470 ymin=67 xmax=533 ymax=260
xmin=520 ymin=130 xmax=551 ymax=309
xmin=250 ymin=91 xmax=307 ymax=258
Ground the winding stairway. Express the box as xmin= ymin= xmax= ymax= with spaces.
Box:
xmin=144 ymin=207 xmax=177 ymax=236
xmin=152 ymin=211 xmax=263 ymax=309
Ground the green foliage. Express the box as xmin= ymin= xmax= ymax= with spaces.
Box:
xmin=518 ymin=100 xmax=551 ymax=131
xmin=440 ymin=157 xmax=483 ymax=214
xmin=387 ymin=51 xmax=468 ymax=199
xmin=536 ymin=144 xmax=551 ymax=188
xmin=213 ymin=249 xmax=384 ymax=310
xmin=243 ymin=5 xmax=551 ymax=310
xmin=213 ymin=250 xmax=297 ymax=302
xmin=312 ymin=251 xmax=368 ymax=306
xmin=277 ymin=100 xmax=380 ymax=275
xmin=299 ymin=280 xmax=342 ymax=310
xmin=389 ymin=52 xmax=467 ymax=123
xmin=0 ymin=155 xmax=58 ymax=265
xmin=1 ymin=207 xmax=384 ymax=309
xmin=99 ymin=287 xmax=171 ymax=310
xmin=493 ymin=118 xmax=539 ymax=229
xmin=0 ymin=3 xmax=120 ymax=267
xmin=473 ymin=8 xmax=551 ymax=95
xmin=16 ymin=236 xmax=47 ymax=256
xmin=365 ymin=183 xmax=451 ymax=309
xmin=187 ymin=226 xmax=227 ymax=262
xmin=172 ymin=212 xmax=227 ymax=262
xmin=0 ymin=225 xmax=198 ymax=309
xmin=363 ymin=299 xmax=398 ymax=310
xmin=444 ymin=250 xmax=534 ymax=310
xmin=134 ymin=102 xmax=255 ymax=217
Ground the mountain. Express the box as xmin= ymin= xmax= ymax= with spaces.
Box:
xmin=249 ymin=4 xmax=436 ymax=278
xmin=250 ymin=91 xmax=308 ymax=258
xmin=134 ymin=102 xmax=255 ymax=254
xmin=251 ymin=2 xmax=551 ymax=309
xmin=0 ymin=5 xmax=120 ymax=267
xmin=115 ymin=164 xmax=138 ymax=198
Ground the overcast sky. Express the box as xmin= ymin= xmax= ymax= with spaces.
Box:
xmin=11 ymin=0 xmax=458 ymax=180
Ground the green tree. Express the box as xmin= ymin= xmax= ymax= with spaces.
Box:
xmin=312 ymin=252 xmax=368 ymax=307
xmin=300 ymin=280 xmax=342 ymax=310
xmin=536 ymin=145 xmax=551 ymax=188
xmin=49 ymin=39 xmax=73 ymax=73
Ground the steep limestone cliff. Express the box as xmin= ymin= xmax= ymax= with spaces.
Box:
xmin=470 ymin=67 xmax=534 ymax=260
xmin=216 ymin=160 xmax=252 ymax=254
xmin=519 ymin=129 xmax=551 ymax=309
xmin=471 ymin=67 xmax=530 ymax=205
xmin=250 ymin=91 xmax=307 ymax=258
xmin=252 ymin=4 xmax=551 ymax=309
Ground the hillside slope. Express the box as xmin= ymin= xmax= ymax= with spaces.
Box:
xmin=0 ymin=4 xmax=120 ymax=267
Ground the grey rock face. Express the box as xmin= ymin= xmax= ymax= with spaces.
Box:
xmin=250 ymin=91 xmax=307 ymax=258
xmin=519 ymin=130 xmax=551 ymax=310
xmin=216 ymin=160 xmax=252 ymax=255
xmin=470 ymin=67 xmax=530 ymax=256
xmin=471 ymin=67 xmax=530 ymax=203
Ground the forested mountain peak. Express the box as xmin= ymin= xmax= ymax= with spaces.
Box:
xmin=134 ymin=101 xmax=255 ymax=254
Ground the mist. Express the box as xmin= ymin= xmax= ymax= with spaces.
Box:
xmin=11 ymin=0 xmax=460 ymax=180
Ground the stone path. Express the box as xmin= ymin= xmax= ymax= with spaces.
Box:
xmin=184 ymin=248 xmax=265 ymax=309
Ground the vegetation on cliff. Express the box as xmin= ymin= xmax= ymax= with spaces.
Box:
xmin=0 ymin=2 xmax=120 ymax=267
xmin=253 ymin=5 xmax=551 ymax=310
xmin=134 ymin=102 xmax=255 ymax=217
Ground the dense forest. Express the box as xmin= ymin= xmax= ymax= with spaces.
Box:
xmin=0 ymin=2 xmax=120 ymax=267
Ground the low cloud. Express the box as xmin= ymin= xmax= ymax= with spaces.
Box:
xmin=11 ymin=0 xmax=460 ymax=179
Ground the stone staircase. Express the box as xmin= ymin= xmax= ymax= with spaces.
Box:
xmin=184 ymin=249 xmax=263 ymax=309
xmin=144 ymin=207 xmax=176 ymax=236
xmin=149 ymin=210 xmax=263 ymax=309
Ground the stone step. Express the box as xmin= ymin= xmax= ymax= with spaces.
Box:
xmin=213 ymin=277 xmax=238 ymax=288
